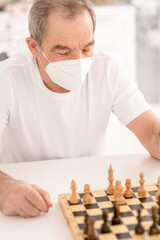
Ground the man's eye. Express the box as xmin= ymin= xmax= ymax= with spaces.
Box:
xmin=59 ymin=52 xmax=69 ymax=56
xmin=82 ymin=49 xmax=89 ymax=53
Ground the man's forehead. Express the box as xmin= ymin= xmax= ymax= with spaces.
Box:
xmin=43 ymin=10 xmax=94 ymax=50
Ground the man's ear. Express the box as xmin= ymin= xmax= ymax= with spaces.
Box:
xmin=26 ymin=37 xmax=39 ymax=57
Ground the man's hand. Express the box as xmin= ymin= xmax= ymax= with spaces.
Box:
xmin=0 ymin=177 xmax=53 ymax=218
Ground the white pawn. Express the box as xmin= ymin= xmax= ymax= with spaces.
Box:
xmin=116 ymin=185 xmax=125 ymax=205
xmin=114 ymin=180 xmax=121 ymax=200
xmin=83 ymin=184 xmax=92 ymax=204
xmin=156 ymin=176 xmax=160 ymax=200
xmin=124 ymin=179 xmax=133 ymax=198
xmin=138 ymin=172 xmax=146 ymax=198
xmin=70 ymin=179 xmax=79 ymax=204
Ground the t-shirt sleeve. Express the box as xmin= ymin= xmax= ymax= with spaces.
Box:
xmin=111 ymin=61 xmax=150 ymax=125
xmin=0 ymin=71 xmax=10 ymax=137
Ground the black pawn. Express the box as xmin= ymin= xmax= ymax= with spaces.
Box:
xmin=101 ymin=211 xmax=111 ymax=233
xmin=84 ymin=213 xmax=89 ymax=234
xmin=135 ymin=208 xmax=144 ymax=235
xmin=112 ymin=202 xmax=121 ymax=225
xmin=149 ymin=207 xmax=160 ymax=235
xmin=87 ymin=218 xmax=98 ymax=240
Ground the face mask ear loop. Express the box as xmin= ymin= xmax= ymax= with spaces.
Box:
xmin=39 ymin=46 xmax=50 ymax=64
xmin=37 ymin=45 xmax=50 ymax=73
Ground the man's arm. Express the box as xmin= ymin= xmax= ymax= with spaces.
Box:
xmin=127 ymin=110 xmax=160 ymax=160
xmin=0 ymin=171 xmax=53 ymax=218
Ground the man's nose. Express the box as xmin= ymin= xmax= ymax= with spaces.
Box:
xmin=70 ymin=51 xmax=85 ymax=60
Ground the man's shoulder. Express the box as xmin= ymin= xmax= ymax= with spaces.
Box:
xmin=0 ymin=53 xmax=36 ymax=87
xmin=92 ymin=51 xmax=121 ymax=68
xmin=0 ymin=53 xmax=34 ymax=71
xmin=91 ymin=51 xmax=122 ymax=76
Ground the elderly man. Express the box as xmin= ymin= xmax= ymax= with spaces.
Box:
xmin=0 ymin=0 xmax=159 ymax=218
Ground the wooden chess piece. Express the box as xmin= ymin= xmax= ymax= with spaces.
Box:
xmin=135 ymin=208 xmax=144 ymax=234
xmin=112 ymin=202 xmax=121 ymax=225
xmin=116 ymin=185 xmax=125 ymax=205
xmin=138 ymin=172 xmax=146 ymax=197
xmin=101 ymin=211 xmax=111 ymax=233
xmin=84 ymin=213 xmax=89 ymax=234
xmin=149 ymin=207 xmax=160 ymax=235
xmin=83 ymin=184 xmax=92 ymax=204
xmin=107 ymin=165 xmax=115 ymax=194
xmin=69 ymin=179 xmax=79 ymax=204
xmin=114 ymin=180 xmax=121 ymax=200
xmin=156 ymin=176 xmax=160 ymax=200
xmin=124 ymin=178 xmax=133 ymax=198
xmin=87 ymin=218 xmax=97 ymax=240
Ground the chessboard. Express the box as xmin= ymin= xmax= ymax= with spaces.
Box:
xmin=59 ymin=183 xmax=159 ymax=240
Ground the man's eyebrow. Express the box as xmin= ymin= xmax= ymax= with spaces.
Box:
xmin=50 ymin=40 xmax=95 ymax=52
xmin=51 ymin=45 xmax=71 ymax=51
xmin=83 ymin=40 xmax=95 ymax=48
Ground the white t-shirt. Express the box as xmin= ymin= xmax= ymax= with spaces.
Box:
xmin=0 ymin=52 xmax=149 ymax=163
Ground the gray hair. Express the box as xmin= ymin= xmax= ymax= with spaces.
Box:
xmin=28 ymin=0 xmax=96 ymax=46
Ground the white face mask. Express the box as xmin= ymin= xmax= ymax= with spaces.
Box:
xmin=39 ymin=50 xmax=92 ymax=95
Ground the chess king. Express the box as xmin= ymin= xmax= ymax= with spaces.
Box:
xmin=0 ymin=0 xmax=160 ymax=218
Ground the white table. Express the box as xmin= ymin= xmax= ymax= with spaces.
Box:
xmin=0 ymin=153 xmax=159 ymax=240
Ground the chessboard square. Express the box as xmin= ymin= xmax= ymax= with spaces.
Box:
xmin=95 ymin=196 xmax=110 ymax=202
xmin=142 ymin=202 xmax=157 ymax=209
xmin=142 ymin=215 xmax=151 ymax=222
xmin=148 ymin=190 xmax=157 ymax=196
xmin=145 ymin=184 xmax=157 ymax=191
xmin=102 ymin=207 xmax=114 ymax=214
xmin=127 ymin=224 xmax=136 ymax=231
xmin=138 ymin=197 xmax=153 ymax=203
xmin=78 ymin=223 xmax=85 ymax=230
xmin=97 ymin=201 xmax=113 ymax=209
xmin=152 ymin=196 xmax=158 ymax=202
xmin=111 ymin=224 xmax=129 ymax=234
xmin=70 ymin=204 xmax=86 ymax=212
xmin=99 ymin=233 xmax=117 ymax=240
xmin=131 ymin=187 xmax=139 ymax=192
xmin=122 ymin=216 xmax=137 ymax=225
xmin=95 ymin=219 xmax=103 ymax=229
xmin=107 ymin=195 xmax=115 ymax=202
xmin=79 ymin=192 xmax=93 ymax=198
xmin=73 ymin=211 xmax=86 ymax=217
xmin=129 ymin=204 xmax=144 ymax=211
xmin=135 ymin=192 xmax=150 ymax=198
xmin=121 ymin=211 xmax=134 ymax=217
xmin=86 ymin=208 xmax=102 ymax=216
xmin=143 ymin=220 xmax=152 ymax=230
xmin=119 ymin=205 xmax=132 ymax=212
xmin=125 ymin=198 xmax=141 ymax=205
xmin=83 ymin=197 xmax=97 ymax=204
xmin=75 ymin=216 xmax=85 ymax=224
xmin=116 ymin=232 xmax=132 ymax=239
xmin=92 ymin=190 xmax=107 ymax=197
xmin=91 ymin=215 xmax=103 ymax=221
xmin=141 ymin=209 xmax=151 ymax=216
xmin=84 ymin=203 xmax=99 ymax=209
